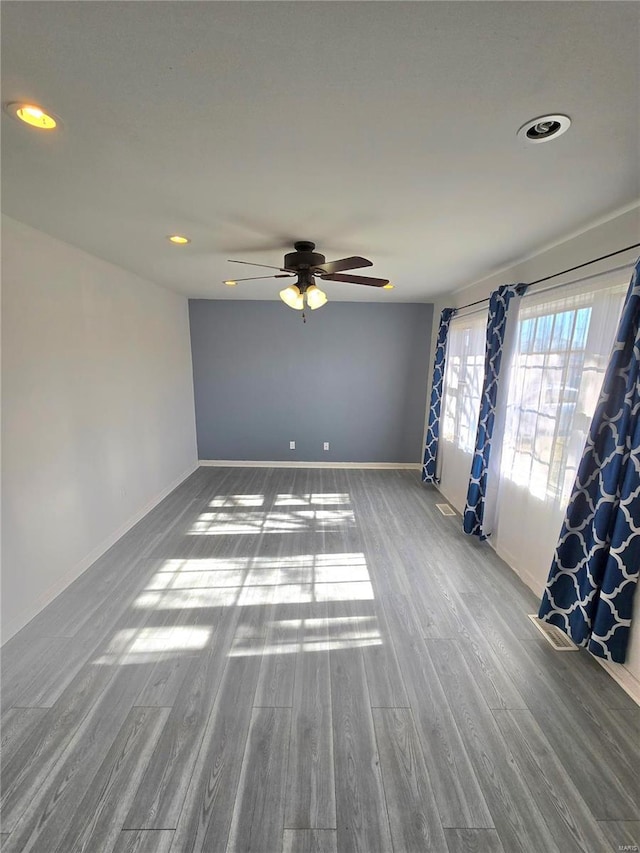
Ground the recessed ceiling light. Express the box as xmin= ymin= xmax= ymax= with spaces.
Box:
xmin=383 ymin=283 xmax=395 ymax=289
xmin=517 ymin=114 xmax=571 ymax=144
xmin=4 ymin=102 xmax=58 ymax=129
xmin=224 ymin=280 xmax=238 ymax=286
xmin=168 ymin=235 xmax=190 ymax=245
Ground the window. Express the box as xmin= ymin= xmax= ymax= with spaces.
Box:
xmin=501 ymin=282 xmax=627 ymax=503
xmin=441 ymin=312 xmax=487 ymax=453
xmin=439 ymin=310 xmax=487 ymax=509
xmin=492 ymin=270 xmax=628 ymax=587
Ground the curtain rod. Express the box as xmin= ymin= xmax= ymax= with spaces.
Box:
xmin=453 ymin=242 xmax=640 ymax=313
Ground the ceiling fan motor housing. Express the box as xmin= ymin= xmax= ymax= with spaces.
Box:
xmin=284 ymin=241 xmax=326 ymax=272
xmin=294 ymin=270 xmax=316 ymax=292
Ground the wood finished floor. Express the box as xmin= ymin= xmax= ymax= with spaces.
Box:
xmin=1 ymin=467 xmax=639 ymax=853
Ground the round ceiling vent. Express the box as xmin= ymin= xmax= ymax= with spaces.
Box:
xmin=517 ymin=114 xmax=571 ymax=144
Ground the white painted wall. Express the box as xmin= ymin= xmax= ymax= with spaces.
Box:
xmin=1 ymin=215 xmax=198 ymax=643
xmin=429 ymin=203 xmax=640 ymax=698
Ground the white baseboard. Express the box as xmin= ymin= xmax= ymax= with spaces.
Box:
xmin=595 ymin=658 xmax=640 ymax=706
xmin=1 ymin=461 xmax=198 ymax=645
xmin=492 ymin=542 xmax=546 ymax=599
xmin=501 ymin=550 xmax=640 ymax=705
xmin=198 ymin=460 xmax=421 ymax=469
xmin=434 ymin=485 xmax=639 ymax=706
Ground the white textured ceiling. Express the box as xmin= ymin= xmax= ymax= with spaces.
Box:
xmin=2 ymin=1 xmax=639 ymax=301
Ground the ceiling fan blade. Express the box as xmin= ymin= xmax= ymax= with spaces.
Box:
xmin=223 ymin=274 xmax=294 ymax=283
xmin=228 ymin=259 xmax=288 ymax=271
xmin=319 ymin=272 xmax=389 ymax=288
xmin=313 ymin=256 xmax=373 ymax=274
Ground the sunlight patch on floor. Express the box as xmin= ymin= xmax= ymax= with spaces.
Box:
xmin=207 ymin=492 xmax=350 ymax=509
xmin=94 ymin=625 xmax=212 ymax=665
xmin=189 ymin=509 xmax=356 ymax=535
xmin=273 ymin=493 xmax=350 ymax=506
xmin=97 ymin=489 xmax=381 ymax=663
xmin=228 ymin=615 xmax=382 ymax=657
xmin=134 ymin=580 xmax=375 ymax=610
xmin=146 ymin=553 xmax=370 ymax=590
xmin=154 ymin=552 xmax=367 ymax=573
xmin=210 ymin=495 xmax=265 ymax=507
xmin=228 ymin=636 xmax=382 ymax=656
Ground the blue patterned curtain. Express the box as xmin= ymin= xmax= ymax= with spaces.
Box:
xmin=463 ymin=284 xmax=525 ymax=538
xmin=423 ymin=308 xmax=455 ymax=484
xmin=538 ymin=258 xmax=640 ymax=663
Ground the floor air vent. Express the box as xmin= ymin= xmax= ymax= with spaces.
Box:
xmin=528 ymin=615 xmax=579 ymax=651
xmin=436 ymin=503 xmax=457 ymax=517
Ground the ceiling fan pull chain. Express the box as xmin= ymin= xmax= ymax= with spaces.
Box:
xmin=302 ymin=310 xmax=306 ymax=324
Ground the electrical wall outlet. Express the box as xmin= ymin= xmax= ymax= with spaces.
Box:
xmin=289 ymin=440 xmax=296 ymax=450
xmin=323 ymin=442 xmax=330 ymax=451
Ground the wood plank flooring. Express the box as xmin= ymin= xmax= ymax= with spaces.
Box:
xmin=1 ymin=467 xmax=638 ymax=852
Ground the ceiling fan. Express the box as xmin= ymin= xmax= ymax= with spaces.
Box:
xmin=223 ymin=241 xmax=391 ymax=311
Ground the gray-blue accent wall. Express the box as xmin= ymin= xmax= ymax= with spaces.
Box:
xmin=189 ymin=300 xmax=433 ymax=462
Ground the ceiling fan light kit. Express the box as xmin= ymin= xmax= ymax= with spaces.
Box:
xmin=306 ymin=284 xmax=328 ymax=310
xmin=225 ymin=240 xmax=391 ymax=313
xmin=280 ymin=283 xmax=305 ymax=310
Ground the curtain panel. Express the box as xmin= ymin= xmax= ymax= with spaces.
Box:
xmin=538 ymin=258 xmax=640 ymax=663
xmin=423 ymin=308 xmax=455 ymax=484
xmin=463 ymin=284 xmax=524 ymax=538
